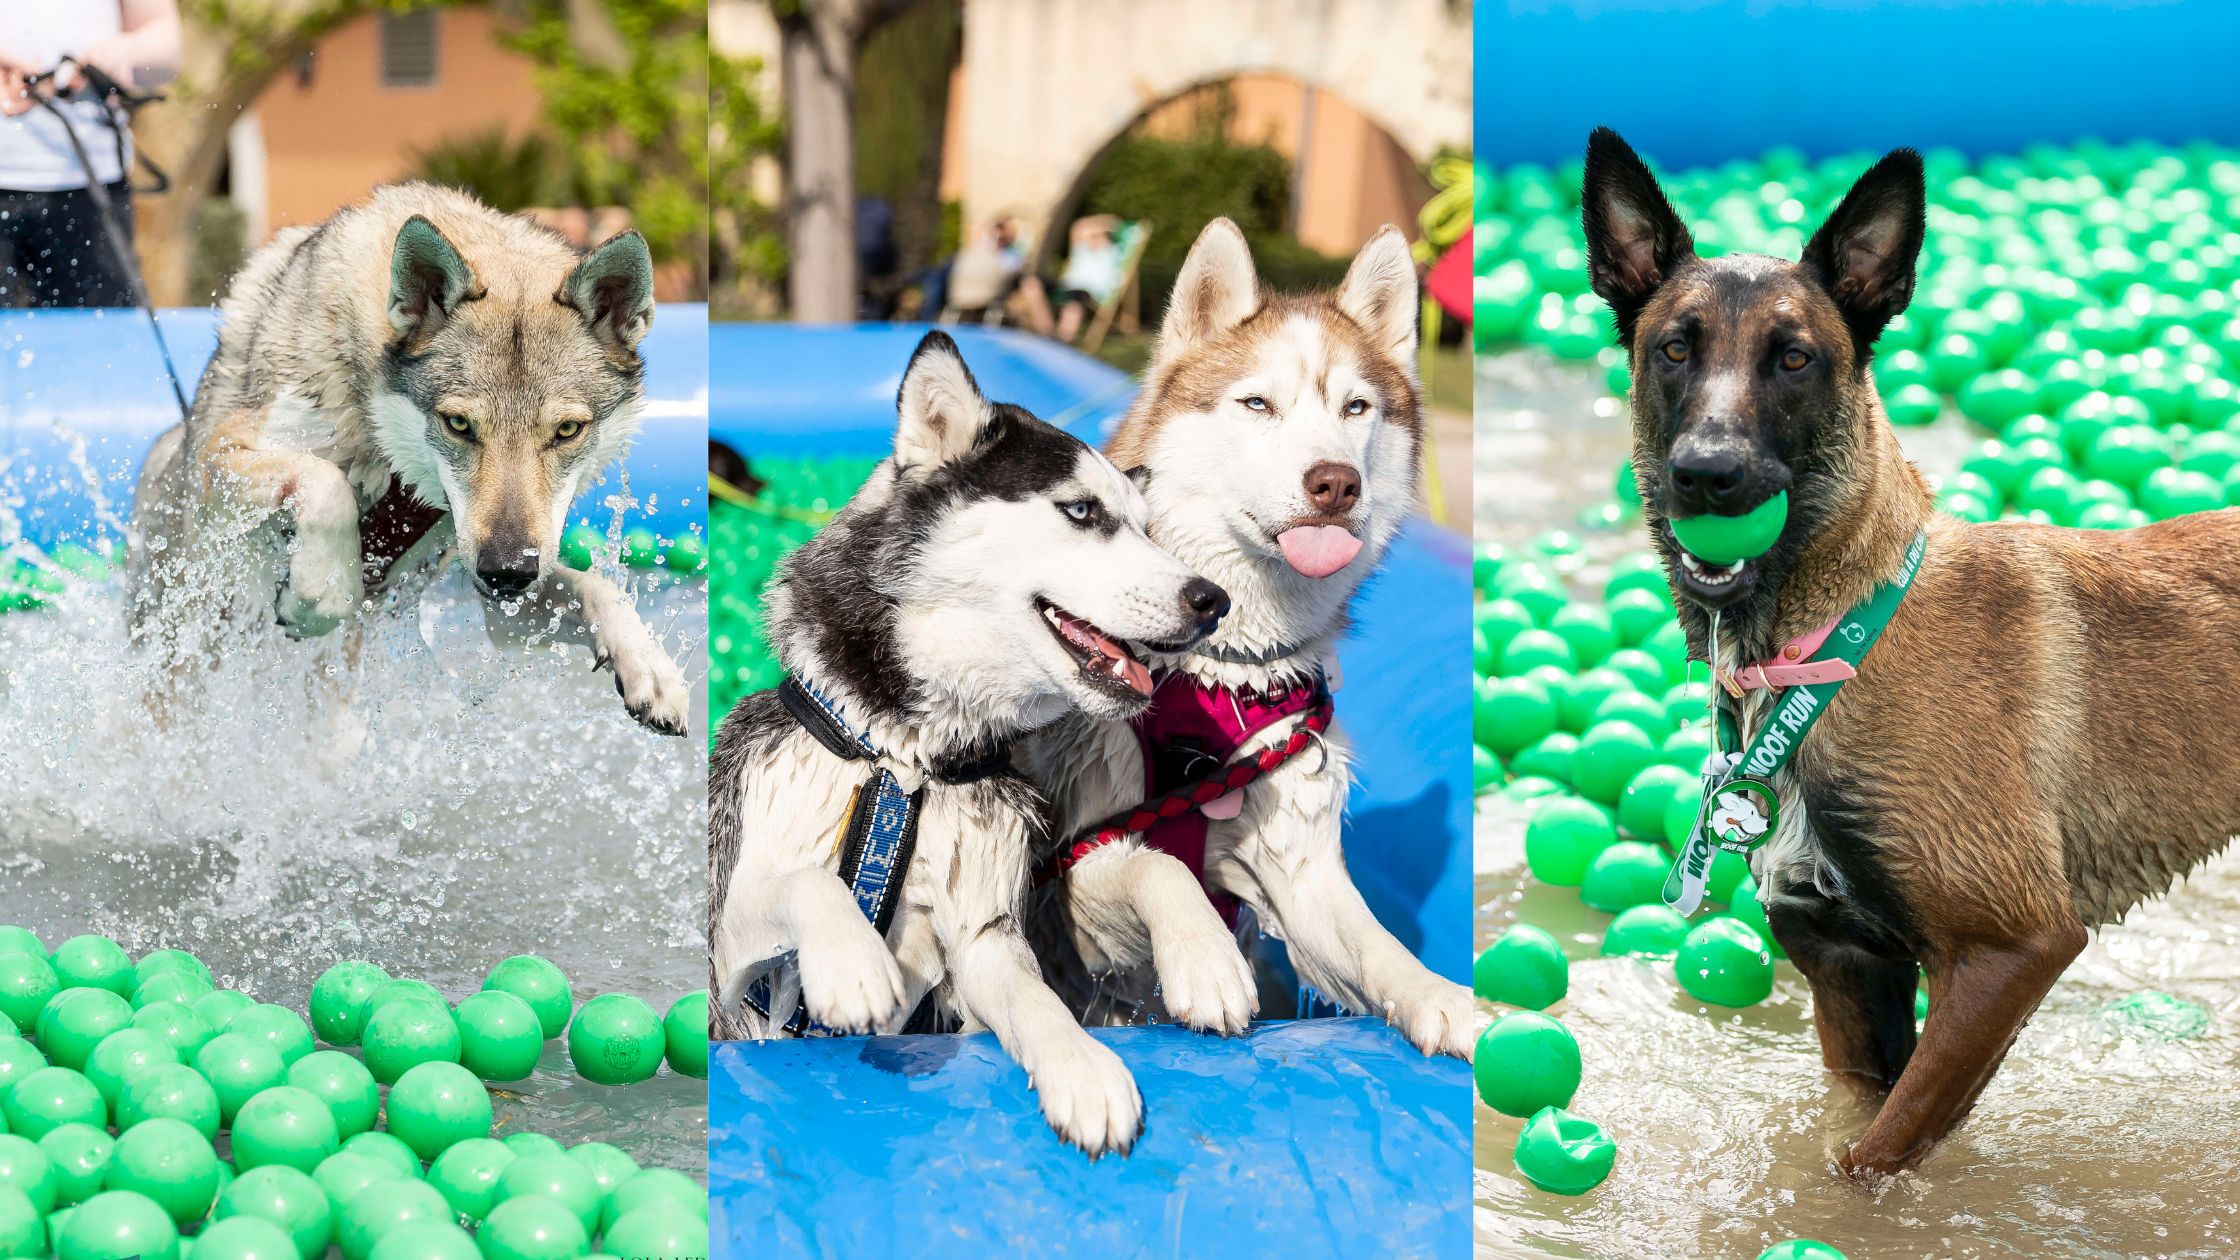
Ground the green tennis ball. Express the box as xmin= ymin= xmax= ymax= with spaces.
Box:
xmin=1472 ymin=925 xmax=1567 ymax=1010
xmin=47 ymin=938 xmax=132 ymax=998
xmin=453 ymin=991 xmax=543 ymax=1083
xmin=103 ymin=1117 xmax=221 ymax=1226
xmin=216 ymin=1163 xmax=334 ymax=1260
xmin=426 ymin=1138 xmax=515 ymax=1223
xmin=55 ymin=1188 xmax=180 ymax=1260
xmin=1668 ymin=491 xmax=1789 ymax=565
xmin=1511 ymin=1105 xmax=1617 ymax=1196
xmin=307 ymin=962 xmax=389 ymax=1047
xmin=566 ymin=993 xmax=663 ymax=1086
xmin=287 ymin=1050 xmax=380 ymax=1139
xmin=230 ymin=1085 xmax=340 ymax=1175
xmin=663 ymin=991 xmax=709 ymax=1079
xmin=1676 ymin=917 xmax=1776 ymax=1007
xmin=36 ymin=1124 xmax=112 ymax=1207
xmin=481 ymin=958 xmax=572 ymax=1040
xmin=384 ymin=1063 xmax=491 ymax=1162
xmin=1472 ymin=1011 xmax=1582 ymax=1118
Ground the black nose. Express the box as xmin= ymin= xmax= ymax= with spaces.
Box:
xmin=1668 ymin=447 xmax=1750 ymax=510
xmin=1182 ymin=578 xmax=1230 ymax=630
xmin=476 ymin=555 xmax=540 ymax=598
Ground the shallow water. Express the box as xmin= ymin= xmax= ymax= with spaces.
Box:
xmin=1473 ymin=351 xmax=2240 ymax=1260
xmin=0 ymin=544 xmax=710 ymax=1171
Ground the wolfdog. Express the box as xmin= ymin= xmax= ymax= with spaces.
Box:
xmin=129 ymin=183 xmax=686 ymax=734
xmin=1020 ymin=220 xmax=1479 ymax=1058
xmin=1582 ymin=127 xmax=2240 ymax=1178
xmin=708 ymin=331 xmax=1228 ymax=1155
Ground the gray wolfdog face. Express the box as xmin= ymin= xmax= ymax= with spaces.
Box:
xmin=1582 ymin=127 xmax=1926 ymax=612
xmin=775 ymin=332 xmax=1227 ymax=731
xmin=370 ymin=217 xmax=655 ymax=598
xmin=1110 ymin=220 xmax=1422 ymax=615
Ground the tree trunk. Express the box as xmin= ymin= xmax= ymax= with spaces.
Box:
xmin=777 ymin=5 xmax=859 ymax=323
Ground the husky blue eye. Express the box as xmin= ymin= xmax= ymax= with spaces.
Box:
xmin=1345 ymin=398 xmax=1370 ymax=416
xmin=1061 ymin=500 xmax=1095 ymax=522
xmin=1240 ymin=396 xmax=1271 ymax=412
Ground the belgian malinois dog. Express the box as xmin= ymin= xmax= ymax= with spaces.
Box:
xmin=1582 ymin=127 xmax=2240 ymax=1179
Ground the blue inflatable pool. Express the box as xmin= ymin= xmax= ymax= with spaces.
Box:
xmin=0 ymin=305 xmax=708 ymax=551
xmin=709 ymin=323 xmax=1470 ymax=1253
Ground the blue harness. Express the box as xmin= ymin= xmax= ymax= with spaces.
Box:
xmin=756 ymin=675 xmax=1010 ymax=1034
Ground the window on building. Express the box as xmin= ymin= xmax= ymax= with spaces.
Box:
xmin=379 ymin=11 xmax=439 ymax=88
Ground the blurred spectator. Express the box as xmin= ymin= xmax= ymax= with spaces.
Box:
xmin=856 ymin=194 xmax=902 ymax=319
xmin=1039 ymin=214 xmax=1125 ymax=344
xmin=935 ymin=216 xmax=1028 ymax=319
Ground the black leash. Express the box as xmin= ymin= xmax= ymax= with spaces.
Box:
xmin=23 ymin=56 xmax=190 ymax=422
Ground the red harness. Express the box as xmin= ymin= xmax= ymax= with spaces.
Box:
xmin=1040 ymin=670 xmax=1332 ymax=923
xmin=358 ymin=474 xmax=447 ymax=593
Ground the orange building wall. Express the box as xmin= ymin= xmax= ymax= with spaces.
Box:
xmin=248 ymin=8 xmax=545 ymax=241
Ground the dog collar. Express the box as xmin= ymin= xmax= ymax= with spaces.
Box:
xmin=1664 ymin=529 xmax=1927 ymax=915
xmin=359 ymin=473 xmax=448 ymax=592
xmin=776 ymin=675 xmax=1011 ymax=786
xmin=1714 ymin=619 xmax=1858 ymax=695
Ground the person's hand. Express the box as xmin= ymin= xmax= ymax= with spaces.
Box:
xmin=66 ymin=36 xmax=139 ymax=97
xmin=0 ymin=49 xmax=37 ymax=117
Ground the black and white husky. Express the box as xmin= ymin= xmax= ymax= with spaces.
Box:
xmin=708 ymin=332 xmax=1226 ymax=1155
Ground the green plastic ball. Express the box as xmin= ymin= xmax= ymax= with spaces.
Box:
xmin=47 ymin=938 xmax=132 ymax=999
xmin=1553 ymin=668 xmax=1629 ymax=734
xmin=0 ymin=954 xmax=58 ymax=1035
xmin=1669 ymin=492 xmax=1788 ymax=565
xmin=499 ymin=1133 xmax=566 ymax=1162
xmin=565 ymin=1140 xmax=639 ymax=1199
xmin=287 ymin=1050 xmax=379 ymax=1139
xmin=41 ymin=989 xmax=133 ymax=1073
xmin=130 ymin=972 xmax=211 ymax=1011
xmin=0 ymin=931 xmax=38 ymax=960
xmin=663 ymin=992 xmax=709 ymax=1079
xmin=231 ymin=1085 xmax=340 ymax=1174
xmin=384 ymin=1062 xmax=491 ymax=1162
xmin=479 ymin=1193 xmax=589 ymax=1260
xmin=496 ymin=1154 xmax=601 ymax=1236
xmin=567 ymin=994 xmax=664 ymax=1086
xmin=36 ymin=1124 xmax=111 ymax=1207
xmin=334 ymin=1178 xmax=447 ymax=1260
xmin=191 ymin=990 xmax=255 ymax=1034
xmin=193 ymin=1032 xmax=287 ymax=1127
xmin=307 ymin=963 xmax=388 ymax=1048
xmin=1509 ymin=733 xmax=1578 ymax=785
xmin=340 ymin=1133 xmax=421 ymax=1182
xmin=453 ymin=990 xmax=544 ymax=1083
xmin=1472 ymin=925 xmax=1567 ymax=1010
xmin=102 ymin=1118 xmax=220 ymax=1226
xmin=1572 ymin=721 xmax=1658 ymax=806
xmin=1472 ymin=1011 xmax=1582 ymax=1118
xmin=4 ymin=1067 xmax=103 ymax=1140
xmin=1523 ymin=798 xmax=1617 ymax=886
xmin=358 ymin=980 xmax=444 ymax=1028
xmin=55 ymin=1188 xmax=179 ymax=1260
xmin=1677 ymin=917 xmax=1777 ymax=1007
xmin=127 ymin=1003 xmax=214 ymax=1061
xmin=426 ymin=1137 xmax=515 ymax=1223
xmin=1511 ymin=1105 xmax=1617 ymax=1196
xmin=130 ymin=952 xmax=209 ymax=991
xmin=1662 ymin=780 xmax=1705 ymax=849
xmin=215 ymin=1163 xmax=333 ymax=1260
xmin=1498 ymin=628 xmax=1576 ymax=677
xmin=1757 ymin=1243 xmax=1847 ymax=1260
xmin=1728 ymin=875 xmax=1784 ymax=959
xmin=604 ymin=1204 xmax=710 ymax=1259
xmin=1601 ymin=904 xmax=1691 ymax=957
xmin=1580 ymin=841 xmax=1671 ymax=912
xmin=193 ymin=1215 xmax=302 ymax=1260
xmin=1617 ymin=764 xmax=1694 ymax=839
xmin=1707 ymin=848 xmax=1751 ymax=904
xmin=309 ymin=1153 xmax=397 ymax=1224
xmin=117 ymin=1062 xmax=220 ymax=1140
xmin=1475 ymin=678 xmax=1558 ymax=756
xmin=482 ymin=958 xmax=573 ymax=1041
xmin=225 ymin=1004 xmax=315 ymax=1067
xmin=360 ymin=999 xmax=460 ymax=1086
xmin=601 ymin=1168 xmax=704 ymax=1232
xmin=368 ymin=1221 xmax=480 ymax=1260
xmin=0 ymin=1040 xmax=42 ymax=1104
xmin=0 ymin=1135 xmax=55 ymax=1216
xmin=0 ymin=1185 xmax=37 ymax=1258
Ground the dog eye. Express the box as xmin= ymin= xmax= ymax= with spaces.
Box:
xmin=1781 ymin=348 xmax=1811 ymax=371
xmin=1661 ymin=339 xmax=1688 ymax=364
xmin=1343 ymin=398 xmax=1370 ymax=416
xmin=441 ymin=414 xmax=473 ymax=437
xmin=1240 ymin=396 xmax=1271 ymax=413
xmin=1059 ymin=500 xmax=1097 ymax=523
xmin=554 ymin=420 xmax=585 ymax=441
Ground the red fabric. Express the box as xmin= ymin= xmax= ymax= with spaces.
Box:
xmin=1425 ymin=231 xmax=1472 ymax=325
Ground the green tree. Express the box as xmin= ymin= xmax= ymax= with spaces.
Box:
xmin=710 ymin=48 xmax=785 ymax=317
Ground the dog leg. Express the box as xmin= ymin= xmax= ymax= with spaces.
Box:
xmin=1066 ymin=845 xmax=1256 ymax=1035
xmin=548 ymin=564 xmax=688 ymax=735
xmin=714 ymin=866 xmax=907 ymax=1036
xmin=948 ymin=920 xmax=1144 ymax=1156
xmin=198 ymin=432 xmax=364 ymax=638
xmin=1839 ymin=920 xmax=2086 ymax=1179
xmin=1785 ymin=942 xmax=1920 ymax=1093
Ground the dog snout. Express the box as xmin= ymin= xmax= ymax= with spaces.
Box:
xmin=1303 ymin=461 xmax=1362 ymax=515
xmin=475 ymin=550 xmax=541 ymax=599
xmin=1667 ymin=441 xmax=1752 ymax=512
xmin=1180 ymin=577 xmax=1230 ymax=633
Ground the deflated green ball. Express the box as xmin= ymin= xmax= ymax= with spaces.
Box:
xmin=384 ymin=1062 xmax=492 ymax=1162
xmin=566 ymin=994 xmax=664 ymax=1085
xmin=1668 ymin=491 xmax=1789 ymax=565
xmin=481 ymin=958 xmax=572 ymax=1041
xmin=453 ymin=991 xmax=543 ymax=1083
xmin=1511 ymin=1105 xmax=1617 ymax=1196
xmin=307 ymin=962 xmax=389 ymax=1047
xmin=663 ymin=992 xmax=709 ymax=1079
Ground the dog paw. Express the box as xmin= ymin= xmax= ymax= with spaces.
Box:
xmin=275 ymin=543 xmax=363 ymax=639
xmin=795 ymin=931 xmax=907 ymax=1034
xmin=1383 ymin=976 xmax=1484 ymax=1060
xmin=1158 ymin=937 xmax=1257 ymax=1036
xmin=1031 ymin=1036 xmax=1143 ymax=1157
xmin=596 ymin=630 xmax=689 ymax=736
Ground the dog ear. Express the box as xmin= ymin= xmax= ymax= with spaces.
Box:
xmin=894 ymin=331 xmax=993 ymax=469
xmin=389 ymin=216 xmax=479 ymax=344
xmin=1581 ymin=128 xmax=1695 ymax=341
xmin=1802 ymin=148 xmax=1926 ymax=353
xmin=1156 ymin=218 xmax=1259 ymax=357
xmin=561 ymin=230 xmax=657 ymax=354
xmin=1337 ymin=225 xmax=1418 ymax=361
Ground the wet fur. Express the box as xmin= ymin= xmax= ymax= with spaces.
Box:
xmin=1583 ymin=128 xmax=2240 ymax=1178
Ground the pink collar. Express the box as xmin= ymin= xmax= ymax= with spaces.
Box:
xmin=1716 ymin=618 xmax=1858 ymax=695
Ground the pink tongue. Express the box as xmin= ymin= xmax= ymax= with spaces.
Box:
xmin=1278 ymin=525 xmax=1362 ymax=578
